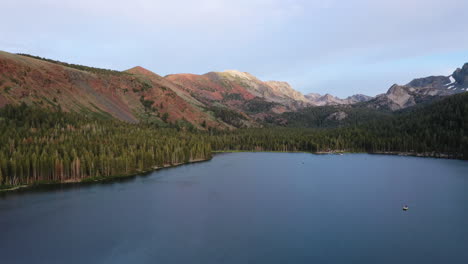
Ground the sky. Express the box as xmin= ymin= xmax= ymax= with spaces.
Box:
xmin=2 ymin=0 xmax=468 ymax=98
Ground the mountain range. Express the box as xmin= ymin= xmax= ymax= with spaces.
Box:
xmin=0 ymin=51 xmax=467 ymax=128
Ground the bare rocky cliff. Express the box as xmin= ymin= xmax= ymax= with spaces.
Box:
xmin=305 ymin=93 xmax=372 ymax=106
xmin=365 ymin=64 xmax=468 ymax=110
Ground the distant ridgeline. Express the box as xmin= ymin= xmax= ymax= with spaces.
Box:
xmin=0 ymin=92 xmax=467 ymax=188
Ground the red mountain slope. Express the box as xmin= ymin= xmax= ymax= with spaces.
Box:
xmin=0 ymin=51 xmax=222 ymax=128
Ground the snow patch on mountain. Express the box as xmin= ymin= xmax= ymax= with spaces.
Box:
xmin=446 ymin=75 xmax=456 ymax=86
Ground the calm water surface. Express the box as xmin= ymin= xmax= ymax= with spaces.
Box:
xmin=1 ymin=153 xmax=468 ymax=264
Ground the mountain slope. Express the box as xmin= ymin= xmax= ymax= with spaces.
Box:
xmin=2 ymin=50 xmax=467 ymax=129
xmin=365 ymin=63 xmax=468 ymax=110
xmin=215 ymin=70 xmax=309 ymax=109
xmin=355 ymin=91 xmax=468 ymax=158
xmin=267 ymin=104 xmax=390 ymax=128
xmin=264 ymin=81 xmax=309 ymax=103
xmin=165 ymin=70 xmax=310 ymax=118
xmin=0 ymin=51 xmax=222 ymax=128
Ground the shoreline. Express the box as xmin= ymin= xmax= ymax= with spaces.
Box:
xmin=0 ymin=158 xmax=210 ymax=193
xmin=214 ymin=150 xmax=464 ymax=160
xmin=370 ymin=151 xmax=463 ymax=160
xmin=1 ymin=151 xmax=465 ymax=193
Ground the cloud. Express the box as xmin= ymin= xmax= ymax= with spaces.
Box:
xmin=15 ymin=0 xmax=302 ymax=30
xmin=1 ymin=0 xmax=468 ymax=97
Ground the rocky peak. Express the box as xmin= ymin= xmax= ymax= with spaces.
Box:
xmin=321 ymin=94 xmax=336 ymax=100
xmin=211 ymin=70 xmax=310 ymax=109
xmin=265 ymin=80 xmax=292 ymax=90
xmin=305 ymin=93 xmax=321 ymax=100
xmin=452 ymin=63 xmax=468 ymax=86
xmin=305 ymin=92 xmax=372 ymax=106
xmin=222 ymin=70 xmax=257 ymax=81
xmin=346 ymin=94 xmax=373 ymax=103
xmin=386 ymin=84 xmax=400 ymax=93
xmin=375 ymin=62 xmax=468 ymax=111
xmin=406 ymin=76 xmax=450 ymax=88
xmin=366 ymin=72 xmax=463 ymax=111
xmin=404 ymin=62 xmax=468 ymax=90
xmin=125 ymin=66 xmax=161 ymax=78
xmin=265 ymin=81 xmax=309 ymax=102
xmin=314 ymin=94 xmax=341 ymax=105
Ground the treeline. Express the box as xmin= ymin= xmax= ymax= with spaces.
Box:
xmin=16 ymin=54 xmax=126 ymax=75
xmin=210 ymin=128 xmax=322 ymax=152
xmin=267 ymin=104 xmax=391 ymax=128
xmin=350 ymin=92 xmax=468 ymax=156
xmin=1 ymin=92 xmax=466 ymax=188
xmin=0 ymin=104 xmax=211 ymax=187
xmin=243 ymin=98 xmax=281 ymax=114
xmin=209 ymin=106 xmax=247 ymax=128
xmin=211 ymin=92 xmax=468 ymax=158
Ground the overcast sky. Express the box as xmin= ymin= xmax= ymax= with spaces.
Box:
xmin=2 ymin=0 xmax=468 ymax=97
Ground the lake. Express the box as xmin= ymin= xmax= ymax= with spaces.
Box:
xmin=1 ymin=153 xmax=468 ymax=264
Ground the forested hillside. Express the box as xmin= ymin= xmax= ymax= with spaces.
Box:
xmin=1 ymin=49 xmax=467 ymax=189
xmin=2 ymin=51 xmax=467 ymax=133
xmin=0 ymin=51 xmax=227 ymax=128
xmin=267 ymin=104 xmax=391 ymax=128
xmin=0 ymin=104 xmax=211 ymax=188
xmin=1 ymin=92 xmax=466 ymax=189
xmin=211 ymin=92 xmax=468 ymax=158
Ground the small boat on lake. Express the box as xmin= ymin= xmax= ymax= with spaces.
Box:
xmin=402 ymin=205 xmax=409 ymax=211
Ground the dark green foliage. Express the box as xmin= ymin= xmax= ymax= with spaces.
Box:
xmin=271 ymin=104 xmax=391 ymax=128
xmin=161 ymin=112 xmax=169 ymax=122
xmin=135 ymin=79 xmax=153 ymax=92
xmin=141 ymin=82 xmax=153 ymax=91
xmin=243 ymin=98 xmax=279 ymax=113
xmin=352 ymin=92 xmax=468 ymax=157
xmin=222 ymin=93 xmax=243 ymax=101
xmin=0 ymin=92 xmax=466 ymax=188
xmin=9 ymin=77 xmax=20 ymax=84
xmin=140 ymin=96 xmax=155 ymax=111
xmin=16 ymin=54 xmax=127 ymax=76
xmin=210 ymin=106 xmax=246 ymax=127
xmin=174 ymin=119 xmax=196 ymax=132
xmin=0 ymin=104 xmax=211 ymax=187
xmin=213 ymin=93 xmax=468 ymax=159
xmin=209 ymin=128 xmax=320 ymax=152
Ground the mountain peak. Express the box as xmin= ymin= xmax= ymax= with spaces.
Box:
xmin=304 ymin=92 xmax=372 ymax=106
xmin=125 ymin=66 xmax=160 ymax=77
xmin=346 ymin=94 xmax=373 ymax=102
xmin=223 ymin=69 xmax=246 ymax=74
xmin=452 ymin=62 xmax=468 ymax=85
xmin=406 ymin=76 xmax=450 ymax=88
xmin=222 ymin=70 xmax=256 ymax=80
xmin=126 ymin=66 xmax=149 ymax=72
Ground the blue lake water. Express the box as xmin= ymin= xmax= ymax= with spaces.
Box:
xmin=1 ymin=153 xmax=468 ymax=264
